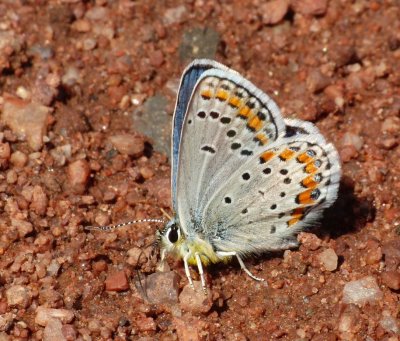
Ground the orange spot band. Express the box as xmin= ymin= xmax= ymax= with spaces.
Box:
xmin=279 ymin=148 xmax=295 ymax=161
xmin=247 ymin=116 xmax=263 ymax=131
xmin=297 ymin=189 xmax=315 ymax=205
xmin=297 ymin=153 xmax=313 ymax=164
xmin=255 ymin=133 xmax=268 ymax=145
xmin=301 ymin=175 xmax=318 ymax=188
xmin=229 ymin=96 xmax=241 ymax=108
xmin=305 ymin=162 xmax=318 ymax=174
xmin=260 ymin=151 xmax=275 ymax=163
xmin=201 ymin=89 xmax=212 ymax=99
xmin=216 ymin=89 xmax=228 ymax=101
xmin=288 ymin=217 xmax=300 ymax=226
xmin=239 ymin=106 xmax=252 ymax=118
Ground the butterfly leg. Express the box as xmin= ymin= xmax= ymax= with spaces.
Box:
xmin=216 ymin=251 xmax=265 ymax=282
xmin=160 ymin=248 xmax=166 ymax=261
xmin=195 ymin=252 xmax=207 ymax=294
xmin=183 ymin=252 xmax=195 ymax=289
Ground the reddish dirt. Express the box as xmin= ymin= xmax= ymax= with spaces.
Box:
xmin=0 ymin=1 xmax=399 ymax=340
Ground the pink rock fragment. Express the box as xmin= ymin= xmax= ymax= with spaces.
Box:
xmin=179 ymin=281 xmax=213 ymax=314
xmin=105 ymin=270 xmax=129 ymax=292
xmin=2 ymin=96 xmax=50 ymax=151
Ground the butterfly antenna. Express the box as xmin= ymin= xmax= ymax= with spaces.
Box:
xmin=85 ymin=218 xmax=165 ymax=232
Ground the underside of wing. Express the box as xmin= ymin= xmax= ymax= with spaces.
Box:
xmin=205 ymin=132 xmax=341 ymax=255
xmin=175 ymin=69 xmax=287 ymax=235
xmin=171 ymin=60 xmax=231 ymax=208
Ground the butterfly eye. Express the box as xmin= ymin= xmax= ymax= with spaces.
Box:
xmin=167 ymin=225 xmax=180 ymax=243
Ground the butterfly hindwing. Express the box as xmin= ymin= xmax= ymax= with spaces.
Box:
xmin=203 ymin=132 xmax=341 ymax=255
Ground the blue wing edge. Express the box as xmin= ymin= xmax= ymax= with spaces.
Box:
xmin=171 ymin=59 xmax=231 ymax=209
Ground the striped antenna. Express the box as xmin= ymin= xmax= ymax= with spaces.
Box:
xmin=85 ymin=218 xmax=165 ymax=232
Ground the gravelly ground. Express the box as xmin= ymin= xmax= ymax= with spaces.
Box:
xmin=0 ymin=1 xmax=399 ymax=340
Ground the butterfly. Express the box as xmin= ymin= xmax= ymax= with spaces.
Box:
xmin=156 ymin=59 xmax=341 ymax=290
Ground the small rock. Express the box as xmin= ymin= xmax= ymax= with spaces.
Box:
xmin=2 ymin=96 xmax=50 ymax=151
xmin=50 ymin=144 xmax=72 ymax=166
xmin=149 ymin=50 xmax=164 ymax=67
xmin=11 ymin=218 xmax=33 ymax=238
xmin=173 ymin=315 xmax=208 ymax=341
xmin=364 ymin=239 xmax=382 ymax=265
xmin=47 ymin=259 xmax=61 ymax=277
xmin=6 ymin=170 xmax=17 ymax=184
xmin=107 ymin=85 xmax=126 ymax=106
xmin=339 ymin=145 xmax=358 ymax=162
xmin=329 ymin=43 xmax=356 ymax=68
xmin=6 ymin=285 xmax=32 ymax=309
xmin=260 ymin=0 xmax=289 ymax=25
xmin=92 ymin=259 xmax=108 ymax=274
xmin=306 ymin=69 xmax=331 ymax=93
xmin=61 ymin=325 xmax=76 ymax=340
xmin=32 ymin=76 xmax=59 ymax=106
xmin=10 ymin=151 xmax=28 ymax=167
xmin=61 ymin=66 xmax=81 ymax=87
xmin=388 ymin=36 xmax=400 ymax=51
xmin=0 ymin=143 xmax=10 ymax=159
xmin=108 ymin=134 xmax=145 ymax=158
xmin=374 ymin=61 xmax=388 ymax=78
xmin=0 ymin=313 xmax=14 ymax=334
xmin=105 ymin=270 xmax=129 ymax=292
xmin=30 ymin=185 xmax=48 ymax=216
xmin=163 ymin=5 xmax=187 ymax=25
xmin=127 ymin=247 xmax=147 ymax=267
xmin=82 ymin=38 xmax=97 ymax=51
xmin=0 ymin=30 xmax=24 ymax=73
xmin=379 ymin=315 xmax=399 ymax=334
xmin=298 ymin=232 xmax=322 ymax=251
xmin=87 ymin=319 xmax=101 ymax=332
xmin=317 ymin=248 xmax=338 ymax=272
xmin=382 ymin=240 xmax=400 ymax=270
xmin=378 ymin=137 xmax=398 ymax=150
xmin=179 ymin=281 xmax=213 ymax=314
xmin=85 ymin=6 xmax=109 ymax=20
xmin=324 ymin=84 xmax=345 ymax=109
xmin=381 ymin=270 xmax=400 ymax=291
xmin=72 ymin=19 xmax=91 ymax=32
xmin=43 ymin=318 xmax=66 ymax=341
xmin=341 ymin=132 xmax=364 ymax=151
xmin=145 ymin=271 xmax=180 ymax=304
xmin=28 ymin=44 xmax=54 ymax=61
xmin=139 ymin=166 xmax=154 ymax=180
xmin=135 ymin=316 xmax=157 ymax=332
xmin=381 ymin=116 xmax=400 ymax=134
xmin=0 ymin=301 xmax=7 ymax=315
xmin=67 ymin=159 xmax=90 ymax=194
xmin=35 ymin=307 xmax=75 ymax=326
xmin=290 ymin=0 xmax=328 ymax=16
xmin=342 ymin=276 xmax=383 ymax=306
xmin=16 ymin=86 xmax=31 ymax=100
xmin=0 ymin=144 xmax=10 ymax=169
xmin=39 ymin=288 xmax=63 ymax=308
xmin=144 ymin=178 xmax=171 ymax=208
xmin=338 ymin=304 xmax=361 ymax=337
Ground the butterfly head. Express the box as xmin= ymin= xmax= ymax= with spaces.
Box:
xmin=156 ymin=219 xmax=185 ymax=255
xmin=156 ymin=218 xmax=225 ymax=267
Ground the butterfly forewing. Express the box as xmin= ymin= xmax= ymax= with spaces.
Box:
xmin=175 ymin=69 xmax=286 ymax=235
xmin=171 ymin=60 xmax=232 ymax=209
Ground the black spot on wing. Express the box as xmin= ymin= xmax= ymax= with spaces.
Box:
xmin=201 ymin=145 xmax=216 ymax=154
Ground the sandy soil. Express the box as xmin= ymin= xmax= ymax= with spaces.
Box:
xmin=0 ymin=0 xmax=399 ymax=340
